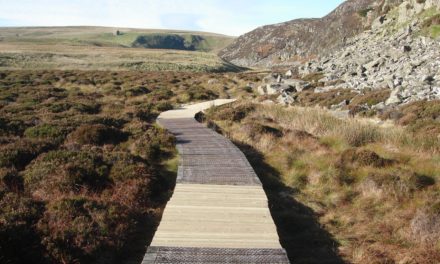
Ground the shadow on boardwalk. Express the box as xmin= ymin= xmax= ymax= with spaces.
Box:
xmin=234 ymin=141 xmax=346 ymax=264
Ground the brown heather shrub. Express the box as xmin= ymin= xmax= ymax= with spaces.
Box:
xmin=72 ymin=101 xmax=101 ymax=114
xmin=24 ymin=150 xmax=111 ymax=200
xmin=186 ymin=86 xmax=218 ymax=101
xmin=340 ymin=149 xmax=394 ymax=168
xmin=295 ymin=88 xmax=357 ymax=108
xmin=133 ymin=126 xmax=175 ymax=161
xmin=206 ymin=102 xmax=255 ymax=122
xmin=361 ymin=168 xmax=435 ymax=200
xmin=381 ymin=100 xmax=440 ymax=134
xmin=0 ymin=190 xmax=46 ymax=263
xmin=67 ymin=124 xmax=127 ymax=145
xmin=242 ymin=121 xmax=284 ymax=139
xmin=0 ymin=139 xmax=54 ymax=170
xmin=0 ymin=117 xmax=28 ymax=136
xmin=110 ymin=178 xmax=153 ymax=209
xmin=0 ymin=168 xmax=23 ymax=193
xmin=349 ymin=89 xmax=390 ymax=108
xmin=37 ymin=197 xmax=135 ymax=263
xmin=107 ymin=153 xmax=153 ymax=182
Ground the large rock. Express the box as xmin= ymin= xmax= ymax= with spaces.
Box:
xmin=386 ymin=87 xmax=404 ymax=105
xmin=277 ymin=92 xmax=295 ymax=105
xmin=257 ymin=83 xmax=296 ymax=95
xmin=283 ymin=79 xmax=312 ymax=92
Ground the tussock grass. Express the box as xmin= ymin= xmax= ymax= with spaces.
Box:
xmin=206 ymin=101 xmax=440 ymax=263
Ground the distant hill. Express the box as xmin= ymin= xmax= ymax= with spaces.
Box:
xmin=0 ymin=26 xmax=234 ymax=53
xmin=219 ymin=0 xmax=403 ymax=68
xmin=0 ymin=26 xmax=244 ymax=72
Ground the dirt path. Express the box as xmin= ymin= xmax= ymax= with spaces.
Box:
xmin=142 ymin=100 xmax=289 ymax=263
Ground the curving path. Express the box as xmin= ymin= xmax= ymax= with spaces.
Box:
xmin=143 ymin=100 xmax=289 ymax=263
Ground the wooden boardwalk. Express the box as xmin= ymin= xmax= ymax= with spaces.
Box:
xmin=143 ymin=100 xmax=289 ymax=263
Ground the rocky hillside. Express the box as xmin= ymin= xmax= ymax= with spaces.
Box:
xmin=254 ymin=0 xmax=440 ymax=108
xmin=219 ymin=0 xmax=403 ymax=68
xmin=298 ymin=0 xmax=440 ymax=106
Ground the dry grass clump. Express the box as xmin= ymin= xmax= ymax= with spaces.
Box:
xmin=258 ymin=104 xmax=383 ymax=147
xmin=411 ymin=202 xmax=440 ymax=244
xmin=205 ymin=101 xmax=440 ymax=263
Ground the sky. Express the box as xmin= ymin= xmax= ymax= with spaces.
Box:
xmin=0 ymin=0 xmax=345 ymax=36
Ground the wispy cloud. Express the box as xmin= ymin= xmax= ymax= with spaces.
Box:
xmin=0 ymin=0 xmax=345 ymax=36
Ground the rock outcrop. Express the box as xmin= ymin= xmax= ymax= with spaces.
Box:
xmin=219 ymin=0 xmax=403 ymax=68
xmin=299 ymin=0 xmax=440 ymax=105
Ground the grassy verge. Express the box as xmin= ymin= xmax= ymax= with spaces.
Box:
xmin=205 ymin=101 xmax=440 ymax=263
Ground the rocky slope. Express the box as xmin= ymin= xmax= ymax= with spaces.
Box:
xmin=255 ymin=0 xmax=440 ymax=107
xmin=298 ymin=0 xmax=440 ymax=106
xmin=219 ymin=0 xmax=403 ymax=68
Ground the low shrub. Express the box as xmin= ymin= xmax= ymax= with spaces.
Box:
xmin=0 ymin=118 xmax=27 ymax=136
xmin=381 ymin=100 xmax=440 ymax=127
xmin=125 ymin=86 xmax=150 ymax=97
xmin=0 ymin=139 xmax=53 ymax=169
xmin=67 ymin=124 xmax=127 ymax=145
xmin=37 ymin=197 xmax=135 ymax=263
xmin=47 ymin=102 xmax=71 ymax=113
xmin=0 ymin=168 xmax=23 ymax=193
xmin=349 ymin=89 xmax=390 ymax=108
xmin=107 ymin=153 xmax=153 ymax=182
xmin=295 ymin=89 xmax=357 ymax=108
xmin=242 ymin=121 xmax=284 ymax=139
xmin=186 ymin=86 xmax=218 ymax=101
xmin=363 ymin=168 xmax=435 ymax=199
xmin=133 ymin=126 xmax=174 ymax=160
xmin=24 ymin=150 xmax=110 ymax=200
xmin=111 ymin=178 xmax=153 ymax=209
xmin=154 ymin=101 xmax=173 ymax=112
xmin=72 ymin=102 xmax=101 ymax=114
xmin=134 ymin=104 xmax=155 ymax=122
xmin=0 ymin=190 xmax=45 ymax=263
xmin=340 ymin=149 xmax=393 ymax=168
xmin=207 ymin=103 xmax=255 ymax=122
xmin=24 ymin=124 xmax=66 ymax=141
xmin=150 ymin=88 xmax=174 ymax=101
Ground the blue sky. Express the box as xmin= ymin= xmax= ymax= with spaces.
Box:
xmin=0 ymin=0 xmax=345 ymax=36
